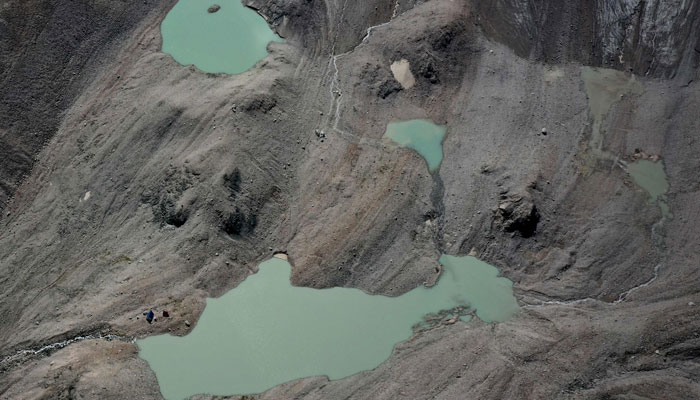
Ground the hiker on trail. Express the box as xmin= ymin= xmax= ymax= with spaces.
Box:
xmin=146 ymin=310 xmax=155 ymax=323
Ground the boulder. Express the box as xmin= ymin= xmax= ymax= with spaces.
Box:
xmin=493 ymin=193 xmax=540 ymax=237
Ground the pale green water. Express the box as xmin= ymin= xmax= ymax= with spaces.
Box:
xmin=384 ymin=119 xmax=447 ymax=172
xmin=161 ymin=0 xmax=282 ymax=74
xmin=581 ymin=67 xmax=643 ymax=161
xmin=627 ymin=159 xmax=671 ymax=217
xmin=138 ymin=255 xmax=518 ymax=399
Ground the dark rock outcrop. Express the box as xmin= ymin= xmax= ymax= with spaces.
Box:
xmin=377 ymin=79 xmax=403 ymax=98
xmin=220 ymin=208 xmax=257 ymax=237
xmin=493 ymin=194 xmax=540 ymax=238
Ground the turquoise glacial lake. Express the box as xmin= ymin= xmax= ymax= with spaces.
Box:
xmin=138 ymin=255 xmax=518 ymax=399
xmin=627 ymin=159 xmax=671 ymax=217
xmin=384 ymin=119 xmax=447 ymax=172
xmin=161 ymin=0 xmax=282 ymax=74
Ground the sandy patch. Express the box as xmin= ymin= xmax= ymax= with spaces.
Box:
xmin=390 ymin=59 xmax=415 ymax=89
xmin=544 ymin=67 xmax=565 ymax=83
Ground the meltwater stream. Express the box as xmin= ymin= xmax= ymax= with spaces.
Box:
xmin=138 ymin=255 xmax=518 ymax=399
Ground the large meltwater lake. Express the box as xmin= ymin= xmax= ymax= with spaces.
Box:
xmin=138 ymin=255 xmax=519 ymax=399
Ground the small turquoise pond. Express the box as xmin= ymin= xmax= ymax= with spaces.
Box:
xmin=384 ymin=119 xmax=447 ymax=172
xmin=138 ymin=255 xmax=518 ymax=399
xmin=626 ymin=159 xmax=671 ymax=217
xmin=161 ymin=0 xmax=283 ymax=74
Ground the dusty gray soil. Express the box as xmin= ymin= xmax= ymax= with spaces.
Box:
xmin=0 ymin=0 xmax=699 ymax=399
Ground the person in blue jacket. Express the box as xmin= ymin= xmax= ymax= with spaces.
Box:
xmin=146 ymin=310 xmax=155 ymax=323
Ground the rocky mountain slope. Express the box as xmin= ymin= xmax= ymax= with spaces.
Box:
xmin=1 ymin=0 xmax=699 ymax=398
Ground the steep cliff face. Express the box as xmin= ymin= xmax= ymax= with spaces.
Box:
xmin=473 ymin=0 xmax=700 ymax=79
xmin=1 ymin=0 xmax=699 ymax=399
